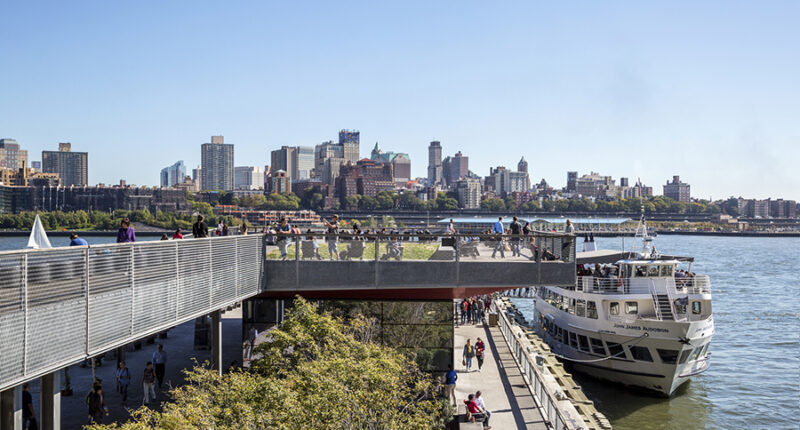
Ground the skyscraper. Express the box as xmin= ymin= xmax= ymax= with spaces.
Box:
xmin=455 ymin=178 xmax=481 ymax=209
xmin=370 ymin=142 xmax=411 ymax=183
xmin=517 ymin=156 xmax=528 ymax=173
xmin=200 ymin=136 xmax=234 ymax=191
xmin=293 ymin=146 xmax=314 ymax=180
xmin=160 ymin=160 xmax=186 ymax=187
xmin=443 ymin=151 xmax=468 ymax=186
xmin=427 ymin=141 xmax=442 ymax=186
xmin=315 ymin=140 xmax=345 ymax=185
xmin=0 ymin=139 xmax=28 ymax=170
xmin=234 ymin=166 xmax=265 ymax=190
xmin=567 ymin=171 xmax=578 ymax=193
xmin=271 ymin=146 xmax=296 ymax=180
xmin=42 ymin=142 xmax=88 ymax=186
xmin=338 ymin=129 xmax=360 ymax=163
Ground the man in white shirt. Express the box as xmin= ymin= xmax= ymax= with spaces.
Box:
xmin=475 ymin=390 xmax=491 ymax=421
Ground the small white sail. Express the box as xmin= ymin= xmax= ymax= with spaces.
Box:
xmin=26 ymin=214 xmax=52 ymax=249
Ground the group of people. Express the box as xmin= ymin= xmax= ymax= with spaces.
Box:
xmin=444 ymin=364 xmax=492 ymax=429
xmin=462 ymin=337 xmax=487 ymax=372
xmin=458 ymin=296 xmax=491 ymax=325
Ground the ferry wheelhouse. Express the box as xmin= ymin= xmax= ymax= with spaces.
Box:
xmin=532 ymin=220 xmax=714 ymax=396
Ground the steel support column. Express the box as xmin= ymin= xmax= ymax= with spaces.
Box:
xmin=40 ymin=372 xmax=61 ymax=430
xmin=0 ymin=386 xmax=21 ymax=430
xmin=210 ymin=310 xmax=223 ymax=376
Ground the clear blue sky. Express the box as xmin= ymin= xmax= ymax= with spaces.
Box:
xmin=1 ymin=1 xmax=797 ymax=200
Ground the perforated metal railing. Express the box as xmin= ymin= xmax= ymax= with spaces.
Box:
xmin=0 ymin=235 xmax=264 ymax=392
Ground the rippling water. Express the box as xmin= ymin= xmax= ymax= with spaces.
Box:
xmin=0 ymin=235 xmax=160 ymax=251
xmin=512 ymin=235 xmax=800 ymax=430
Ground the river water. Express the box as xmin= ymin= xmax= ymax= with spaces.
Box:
xmin=512 ymin=235 xmax=800 ymax=430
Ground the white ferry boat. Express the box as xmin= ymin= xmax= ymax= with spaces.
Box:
xmin=532 ymin=218 xmax=714 ymax=396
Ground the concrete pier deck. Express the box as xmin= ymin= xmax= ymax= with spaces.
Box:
xmin=454 ymin=320 xmax=548 ymax=429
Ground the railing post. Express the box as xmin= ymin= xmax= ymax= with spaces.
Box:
xmin=374 ymin=233 xmax=380 ymax=287
xmin=294 ymin=234 xmax=300 ymax=290
xmin=454 ymin=235 xmax=460 ymax=286
xmin=175 ymin=242 xmax=180 ymax=322
xmin=129 ymin=245 xmax=135 ymax=336
xmin=85 ymin=248 xmax=90 ymax=355
xmin=235 ymin=237 xmax=240 ymax=298
xmin=208 ymin=239 xmax=213 ymax=307
xmin=22 ymin=254 xmax=28 ymax=376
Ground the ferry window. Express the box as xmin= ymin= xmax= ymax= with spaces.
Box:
xmin=674 ymin=299 xmax=687 ymax=314
xmin=556 ymin=326 xmax=563 ymax=343
xmin=657 ymin=349 xmax=679 ymax=364
xmin=569 ymin=332 xmax=578 ymax=348
xmin=576 ymin=300 xmax=586 ymax=317
xmin=635 ymin=265 xmax=647 ymax=277
xmin=678 ymin=349 xmax=692 ymax=364
xmin=590 ymin=338 xmax=605 ymax=355
xmin=609 ymin=302 xmax=620 ymax=316
xmin=625 ymin=301 xmax=638 ymax=315
xmin=568 ymin=299 xmax=576 ymax=315
xmin=701 ymin=343 xmax=710 ymax=356
xmin=660 ymin=265 xmax=673 ymax=277
xmin=578 ymin=335 xmax=590 ymax=352
xmin=647 ymin=265 xmax=659 ymax=277
xmin=690 ymin=346 xmax=704 ymax=362
xmin=562 ymin=330 xmax=570 ymax=345
xmin=587 ymin=301 xmax=598 ymax=319
xmin=629 ymin=346 xmax=653 ymax=362
xmin=692 ymin=301 xmax=702 ymax=314
xmin=606 ymin=342 xmax=625 ymax=359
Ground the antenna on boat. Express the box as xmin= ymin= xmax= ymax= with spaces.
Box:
xmin=633 ymin=202 xmax=657 ymax=258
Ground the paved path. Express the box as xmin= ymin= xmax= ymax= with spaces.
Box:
xmin=455 ymin=319 xmax=548 ymax=430
xmin=24 ymin=308 xmax=242 ymax=428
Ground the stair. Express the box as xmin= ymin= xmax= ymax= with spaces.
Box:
xmin=654 ymin=294 xmax=674 ymax=320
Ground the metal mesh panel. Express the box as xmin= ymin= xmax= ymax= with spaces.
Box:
xmin=237 ymin=236 xmax=262 ymax=296
xmin=0 ymin=254 xmax=26 ymax=382
xmin=26 ymin=249 xmax=84 ymax=307
xmin=88 ymin=246 xmax=133 ymax=353
xmin=211 ymin=238 xmax=237 ymax=305
xmin=177 ymin=240 xmax=212 ymax=317
xmin=26 ymin=301 xmax=85 ymax=372
xmin=132 ymin=242 xmax=178 ymax=335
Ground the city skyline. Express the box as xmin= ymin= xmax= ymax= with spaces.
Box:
xmin=1 ymin=2 xmax=798 ymax=199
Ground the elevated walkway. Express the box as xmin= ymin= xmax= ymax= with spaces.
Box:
xmin=0 ymin=232 xmax=575 ymax=396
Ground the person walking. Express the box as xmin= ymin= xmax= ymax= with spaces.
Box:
xmin=510 ymin=216 xmax=522 ymax=257
xmin=192 ymin=215 xmax=208 ymax=238
xmin=152 ymin=344 xmax=167 ymax=390
xmin=116 ymin=218 xmax=135 ymax=243
xmin=475 ymin=337 xmax=486 ymax=371
xmin=142 ymin=362 xmax=156 ymax=405
xmin=444 ymin=364 xmax=458 ymax=407
xmin=562 ymin=219 xmax=575 ymax=261
xmin=463 ymin=339 xmax=475 ymax=372
xmin=276 ymin=217 xmax=291 ymax=260
xmin=172 ymin=228 xmax=184 ymax=239
xmin=460 ymin=299 xmax=469 ymax=325
xmin=69 ymin=233 xmax=88 ymax=247
xmin=222 ymin=222 xmax=229 ymax=236
xmin=116 ymin=361 xmax=131 ymax=405
xmin=87 ymin=386 xmax=108 ymax=424
xmin=22 ymin=383 xmax=36 ymax=430
xmin=491 ymin=216 xmax=505 ymax=259
xmin=323 ymin=215 xmax=340 ymax=260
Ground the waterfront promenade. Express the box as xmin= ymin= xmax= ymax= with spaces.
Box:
xmin=454 ymin=320 xmax=547 ymax=429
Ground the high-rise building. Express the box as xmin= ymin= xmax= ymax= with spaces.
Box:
xmin=269 ymin=170 xmax=291 ymax=194
xmin=0 ymin=139 xmax=28 ymax=170
xmin=442 ymin=151 xmax=469 ymax=187
xmin=234 ymin=166 xmax=265 ymax=190
xmin=370 ymin=142 xmax=411 ymax=183
xmin=487 ymin=166 xmax=529 ymax=196
xmin=315 ymin=140 xmax=345 ymax=185
xmin=566 ymin=171 xmax=578 ymax=193
xmin=200 ymin=135 xmax=234 ymax=190
xmin=620 ymin=177 xmax=629 ymax=187
xmin=338 ymin=129 xmax=360 ymax=163
xmin=663 ymin=175 xmax=690 ymax=203
xmin=293 ymin=146 xmax=314 ymax=180
xmin=517 ymin=156 xmax=528 ymax=173
xmin=427 ymin=141 xmax=443 ymax=186
xmin=31 ymin=161 xmax=41 ymax=171
xmin=455 ymin=178 xmax=481 ymax=209
xmin=42 ymin=142 xmax=88 ymax=186
xmin=271 ymin=146 xmax=297 ymax=180
xmin=575 ymin=171 xmax=615 ymax=198
xmin=160 ymin=160 xmax=186 ymax=188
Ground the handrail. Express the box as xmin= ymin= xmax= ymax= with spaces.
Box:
xmin=492 ymin=300 xmax=579 ymax=430
xmin=575 ymin=275 xmax=711 ymax=295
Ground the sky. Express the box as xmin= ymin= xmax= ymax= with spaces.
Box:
xmin=1 ymin=1 xmax=798 ymax=200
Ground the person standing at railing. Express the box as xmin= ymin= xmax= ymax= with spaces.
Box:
xmin=509 ymin=216 xmax=522 ymax=257
xmin=561 ymin=219 xmax=574 ymax=261
xmin=323 ymin=215 xmax=340 ymax=260
xmin=276 ymin=217 xmax=291 ymax=261
xmin=491 ymin=216 xmax=505 ymax=259
xmin=116 ymin=218 xmax=136 ymax=243
xmin=192 ymin=215 xmax=208 ymax=238
xmin=172 ymin=228 xmax=184 ymax=239
xmin=69 ymin=232 xmax=88 ymax=246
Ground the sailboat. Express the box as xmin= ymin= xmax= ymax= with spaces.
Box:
xmin=26 ymin=214 xmax=52 ymax=249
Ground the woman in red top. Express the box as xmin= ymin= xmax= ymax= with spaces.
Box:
xmin=172 ymin=228 xmax=184 ymax=239
xmin=465 ymin=394 xmax=491 ymax=429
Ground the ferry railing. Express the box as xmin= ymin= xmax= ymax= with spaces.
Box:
xmin=492 ymin=300 xmax=581 ymax=430
xmin=681 ymin=275 xmax=711 ymax=294
xmin=0 ymin=234 xmax=264 ymax=393
xmin=576 ymin=276 xmax=711 ymax=296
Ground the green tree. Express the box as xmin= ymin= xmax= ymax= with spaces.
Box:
xmin=480 ymin=198 xmax=506 ymax=212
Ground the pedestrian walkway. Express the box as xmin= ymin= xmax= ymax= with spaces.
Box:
xmin=22 ymin=308 xmax=242 ymax=428
xmin=455 ymin=319 xmax=548 ymax=430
